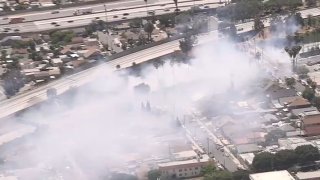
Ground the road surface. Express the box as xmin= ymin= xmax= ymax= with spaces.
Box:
xmin=1 ymin=0 xmax=223 ymax=33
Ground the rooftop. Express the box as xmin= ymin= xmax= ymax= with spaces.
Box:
xmin=295 ymin=170 xmax=320 ymax=180
xmin=158 ymin=154 xmax=210 ymax=168
xmin=249 ymin=170 xmax=295 ymax=180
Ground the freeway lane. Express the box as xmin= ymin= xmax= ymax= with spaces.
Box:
xmin=1 ymin=0 xmax=223 ymax=33
xmin=0 ymin=31 xmax=218 ymax=120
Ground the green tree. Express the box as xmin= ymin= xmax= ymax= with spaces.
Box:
xmin=306 ymin=0 xmax=317 ymax=7
xmin=144 ymin=21 xmax=155 ymax=41
xmin=302 ymin=87 xmax=315 ymax=101
xmin=109 ymin=173 xmax=138 ymax=180
xmin=179 ymin=35 xmax=196 ymax=54
xmin=147 ymin=169 xmax=161 ymax=180
xmin=254 ymin=17 xmax=264 ymax=32
xmin=295 ymin=145 xmax=320 ymax=164
xmin=274 ymin=150 xmax=297 ymax=170
xmin=285 ymin=77 xmax=296 ymax=87
xmin=232 ymin=170 xmax=250 ymax=180
xmin=1 ymin=50 xmax=7 ymax=61
xmin=252 ymin=152 xmax=275 ymax=172
xmin=201 ymin=164 xmax=216 ymax=176
xmin=173 ymin=0 xmax=178 ymax=12
xmin=313 ymin=96 xmax=320 ymax=108
xmin=204 ymin=170 xmax=233 ymax=180
xmin=264 ymin=129 xmax=285 ymax=145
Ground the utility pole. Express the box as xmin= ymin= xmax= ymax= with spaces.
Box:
xmin=103 ymin=4 xmax=108 ymax=29
xmin=207 ymin=137 xmax=210 ymax=156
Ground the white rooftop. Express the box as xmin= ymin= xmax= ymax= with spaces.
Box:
xmin=296 ymin=171 xmax=320 ymax=180
xmin=158 ymin=154 xmax=209 ymax=167
xmin=250 ymin=170 xmax=295 ymax=180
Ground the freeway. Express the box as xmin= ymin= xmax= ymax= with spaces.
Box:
xmin=0 ymin=31 xmax=218 ymax=120
xmin=1 ymin=0 xmax=223 ymax=33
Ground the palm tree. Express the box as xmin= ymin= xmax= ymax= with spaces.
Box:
xmin=144 ymin=0 xmax=148 ymax=16
xmin=144 ymin=21 xmax=154 ymax=41
xmin=173 ymin=0 xmax=178 ymax=13
xmin=285 ymin=45 xmax=302 ymax=72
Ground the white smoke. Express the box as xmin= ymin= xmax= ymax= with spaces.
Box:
xmin=0 ymin=33 xmax=291 ymax=179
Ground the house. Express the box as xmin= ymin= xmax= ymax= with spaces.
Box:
xmin=66 ymin=58 xmax=86 ymax=68
xmin=291 ymin=107 xmax=320 ymax=117
xmin=301 ymin=114 xmax=320 ymax=136
xmin=287 ymin=97 xmax=311 ymax=110
xmin=51 ymin=58 xmax=63 ymax=67
xmin=60 ymin=46 xmax=73 ymax=55
xmin=70 ymin=37 xmax=84 ymax=44
xmin=12 ymin=48 xmax=28 ymax=54
xmin=249 ymin=170 xmax=295 ymax=180
xmin=84 ymin=38 xmax=100 ymax=47
xmin=83 ymin=49 xmax=102 ymax=60
xmin=278 ymin=137 xmax=314 ymax=150
xmin=236 ymin=144 xmax=262 ymax=154
xmin=158 ymin=154 xmax=211 ymax=179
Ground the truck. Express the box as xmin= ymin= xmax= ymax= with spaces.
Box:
xmin=73 ymin=8 xmax=93 ymax=15
xmin=9 ymin=17 xmax=25 ymax=24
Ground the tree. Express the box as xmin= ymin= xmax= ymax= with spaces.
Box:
xmin=311 ymin=81 xmax=317 ymax=90
xmin=144 ymin=0 xmax=148 ymax=16
xmin=204 ymin=170 xmax=233 ymax=180
xmin=173 ymin=0 xmax=178 ymax=12
xmin=147 ymin=169 xmax=161 ymax=180
xmin=179 ymin=35 xmax=196 ymax=55
xmin=307 ymin=14 xmax=314 ymax=27
xmin=264 ymin=129 xmax=285 ymax=145
xmin=109 ymin=173 xmax=138 ymax=180
xmin=2 ymin=68 xmax=24 ymax=97
xmin=232 ymin=170 xmax=250 ymax=180
xmin=144 ymin=21 xmax=155 ymax=41
xmin=252 ymin=152 xmax=275 ymax=172
xmin=229 ymin=23 xmax=237 ymax=38
xmin=295 ymin=145 xmax=320 ymax=164
xmin=285 ymin=45 xmax=302 ymax=71
xmin=201 ymin=164 xmax=216 ymax=176
xmin=293 ymin=12 xmax=304 ymax=27
xmin=285 ymin=77 xmax=296 ymax=87
xmin=254 ymin=17 xmax=264 ymax=32
xmin=302 ymin=87 xmax=315 ymax=101
xmin=274 ymin=150 xmax=297 ymax=170
xmin=1 ymin=50 xmax=7 ymax=61
xmin=306 ymin=0 xmax=317 ymax=7
xmin=313 ymin=96 xmax=320 ymax=108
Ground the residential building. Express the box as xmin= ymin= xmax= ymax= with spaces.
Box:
xmin=278 ymin=137 xmax=314 ymax=150
xmin=158 ymin=154 xmax=211 ymax=179
xmin=301 ymin=114 xmax=320 ymax=136
xmin=239 ymin=153 xmax=255 ymax=165
xmin=291 ymin=107 xmax=320 ymax=117
xmin=249 ymin=170 xmax=295 ymax=180
xmin=236 ymin=144 xmax=262 ymax=154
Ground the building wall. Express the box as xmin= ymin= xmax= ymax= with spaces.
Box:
xmin=304 ymin=125 xmax=320 ymax=136
xmin=161 ymin=166 xmax=203 ymax=178
xmin=159 ymin=161 xmax=209 ymax=178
